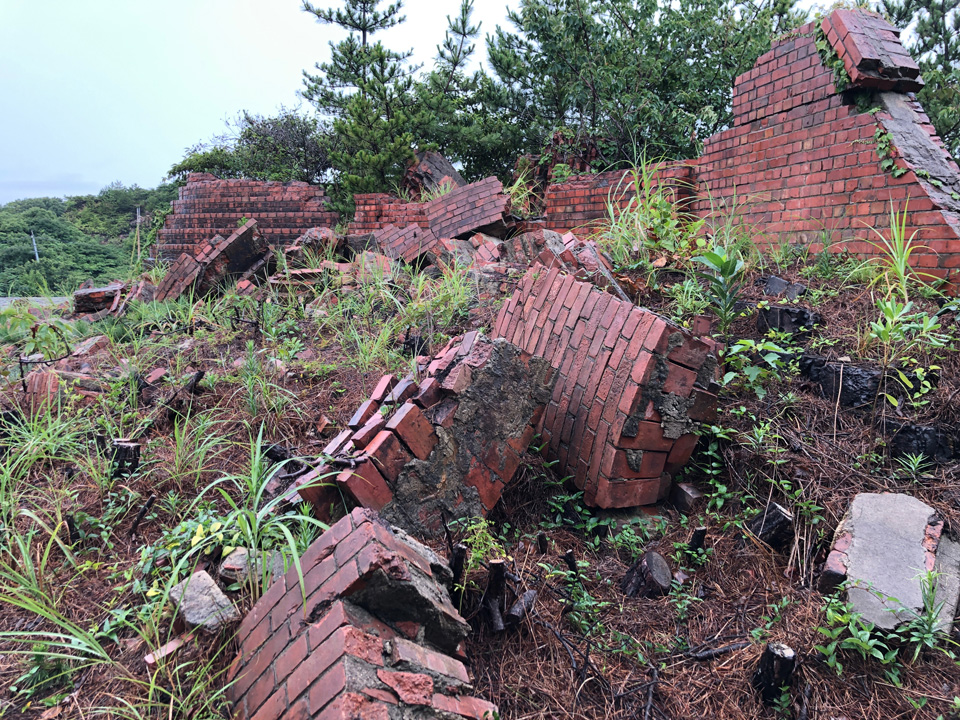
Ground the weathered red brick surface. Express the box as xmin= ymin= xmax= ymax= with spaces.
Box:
xmin=227 ymin=508 xmax=493 ymax=720
xmin=156 ymin=174 xmax=338 ymax=261
xmin=493 ymin=266 xmax=720 ymax=508
xmin=287 ymin=333 xmax=554 ymax=534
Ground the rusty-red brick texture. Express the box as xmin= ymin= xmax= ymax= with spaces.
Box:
xmin=226 ymin=508 xmax=494 ymax=720
xmin=156 ymin=174 xmax=338 ymax=261
xmin=494 ymin=266 xmax=719 ymax=508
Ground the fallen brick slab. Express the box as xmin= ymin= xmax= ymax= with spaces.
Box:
xmin=288 ymin=334 xmax=554 ymax=536
xmin=374 ymin=224 xmax=440 ymax=264
xmin=821 ymin=493 xmax=960 ymax=630
xmin=156 ymin=220 xmax=268 ymax=302
xmin=424 ymin=176 xmax=512 ymax=240
xmin=73 ymin=283 xmax=124 ymax=314
xmin=493 ymin=265 xmax=720 ymax=508
xmin=227 ymin=508 xmax=493 ymax=720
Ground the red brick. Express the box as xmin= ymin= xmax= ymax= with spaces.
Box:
xmin=336 ymin=461 xmax=392 ymax=511
xmin=308 ymin=662 xmax=347 ymax=714
xmin=664 ymin=433 xmax=700 ymax=473
xmin=370 ymin=375 xmax=398 ymax=403
xmin=351 ymin=413 xmax=387 ymax=449
xmin=385 ymin=402 xmax=438 ymax=460
xmin=616 ymin=420 xmax=674 ymax=451
xmin=662 ymin=361 xmax=698 ymax=397
xmin=413 ymin=377 xmax=442 ymax=408
xmin=348 ymin=399 xmax=379 ymax=430
xmin=384 ymin=377 xmax=419 ymax=404
xmin=363 ymin=430 xmax=413 ymax=484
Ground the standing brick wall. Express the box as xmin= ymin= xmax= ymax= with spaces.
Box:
xmin=692 ymin=16 xmax=960 ymax=277
xmin=156 ymin=174 xmax=339 ymax=261
xmin=542 ymin=165 xmax=697 ymax=233
xmin=535 ymin=12 xmax=960 ymax=275
xmin=351 ymin=194 xmax=429 ymax=235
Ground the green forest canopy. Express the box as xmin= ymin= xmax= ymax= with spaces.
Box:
xmin=0 ymin=183 xmax=177 ymax=296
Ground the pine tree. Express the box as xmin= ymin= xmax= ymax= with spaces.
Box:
xmin=300 ymin=0 xmax=420 ymax=203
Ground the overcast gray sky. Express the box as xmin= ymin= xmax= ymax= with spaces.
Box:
xmin=0 ymin=0 xmax=516 ymax=204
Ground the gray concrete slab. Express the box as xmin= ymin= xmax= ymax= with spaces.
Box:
xmin=842 ymin=493 xmax=955 ymax=629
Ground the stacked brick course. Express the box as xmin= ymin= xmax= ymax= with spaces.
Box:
xmin=227 ymin=508 xmax=496 ymax=720
xmin=348 ymin=177 xmax=512 ymax=242
xmin=494 ymin=266 xmax=719 ymax=508
xmin=156 ymin=174 xmax=338 ymax=261
xmin=542 ymin=165 xmax=696 ymax=234
xmin=287 ymin=333 xmax=554 ymax=534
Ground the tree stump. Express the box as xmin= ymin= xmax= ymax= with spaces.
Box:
xmin=484 ymin=559 xmax=507 ymax=632
xmin=687 ymin=526 xmax=707 ymax=553
xmin=746 ymin=503 xmax=794 ymax=551
xmin=111 ymin=440 xmax=141 ymax=478
xmin=622 ymin=551 xmax=672 ymax=597
xmin=751 ymin=642 xmax=796 ymax=705
xmin=504 ymin=590 xmax=537 ymax=626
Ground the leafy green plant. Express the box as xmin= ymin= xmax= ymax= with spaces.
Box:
xmin=692 ymin=247 xmax=746 ymax=335
xmin=895 ymin=452 xmax=933 ymax=481
xmin=814 ymin=593 xmax=898 ymax=675
xmin=720 ymin=338 xmax=791 ymax=399
xmin=599 ymin=160 xmax=705 ymax=269
xmin=448 ymin=516 xmax=506 ymax=591
xmin=866 ymin=200 xmax=931 ymax=301
xmin=874 ymin=128 xmax=908 ymax=177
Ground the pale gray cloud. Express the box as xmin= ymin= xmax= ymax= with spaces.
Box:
xmin=0 ymin=0 xmax=516 ymax=204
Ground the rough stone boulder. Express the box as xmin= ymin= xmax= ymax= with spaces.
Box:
xmin=226 ymin=508 xmax=494 ymax=720
xmin=821 ymin=493 xmax=960 ymax=630
xmin=169 ymin=570 xmax=239 ymax=634
xmin=288 ymin=334 xmax=555 ymax=536
xmin=402 ymin=151 xmax=467 ymax=200
xmin=494 ymin=265 xmax=720 ymax=508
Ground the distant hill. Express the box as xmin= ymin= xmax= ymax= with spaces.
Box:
xmin=0 ymin=182 xmax=177 ymax=296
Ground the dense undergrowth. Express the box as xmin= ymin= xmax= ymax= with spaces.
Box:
xmin=0 ymin=169 xmax=959 ymax=719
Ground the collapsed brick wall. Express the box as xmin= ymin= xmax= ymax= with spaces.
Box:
xmin=286 ymin=333 xmax=554 ymax=534
xmin=156 ymin=174 xmax=339 ymax=261
xmin=493 ymin=266 xmax=719 ymax=508
xmin=227 ymin=508 xmax=496 ymax=720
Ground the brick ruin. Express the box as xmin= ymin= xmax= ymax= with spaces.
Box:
xmin=340 ymin=9 xmax=960 ymax=277
xmin=227 ymin=508 xmax=497 ymax=720
xmin=155 ymin=174 xmax=338 ymax=261
xmin=155 ymin=11 xmax=960 ymax=275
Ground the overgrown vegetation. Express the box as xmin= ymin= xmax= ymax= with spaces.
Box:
xmin=0 ymin=183 xmax=177 ymax=295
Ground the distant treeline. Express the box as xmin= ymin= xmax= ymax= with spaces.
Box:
xmin=0 ymin=182 xmax=177 ymax=296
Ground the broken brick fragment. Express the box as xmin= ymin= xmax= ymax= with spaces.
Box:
xmin=226 ymin=511 xmax=486 ymax=720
